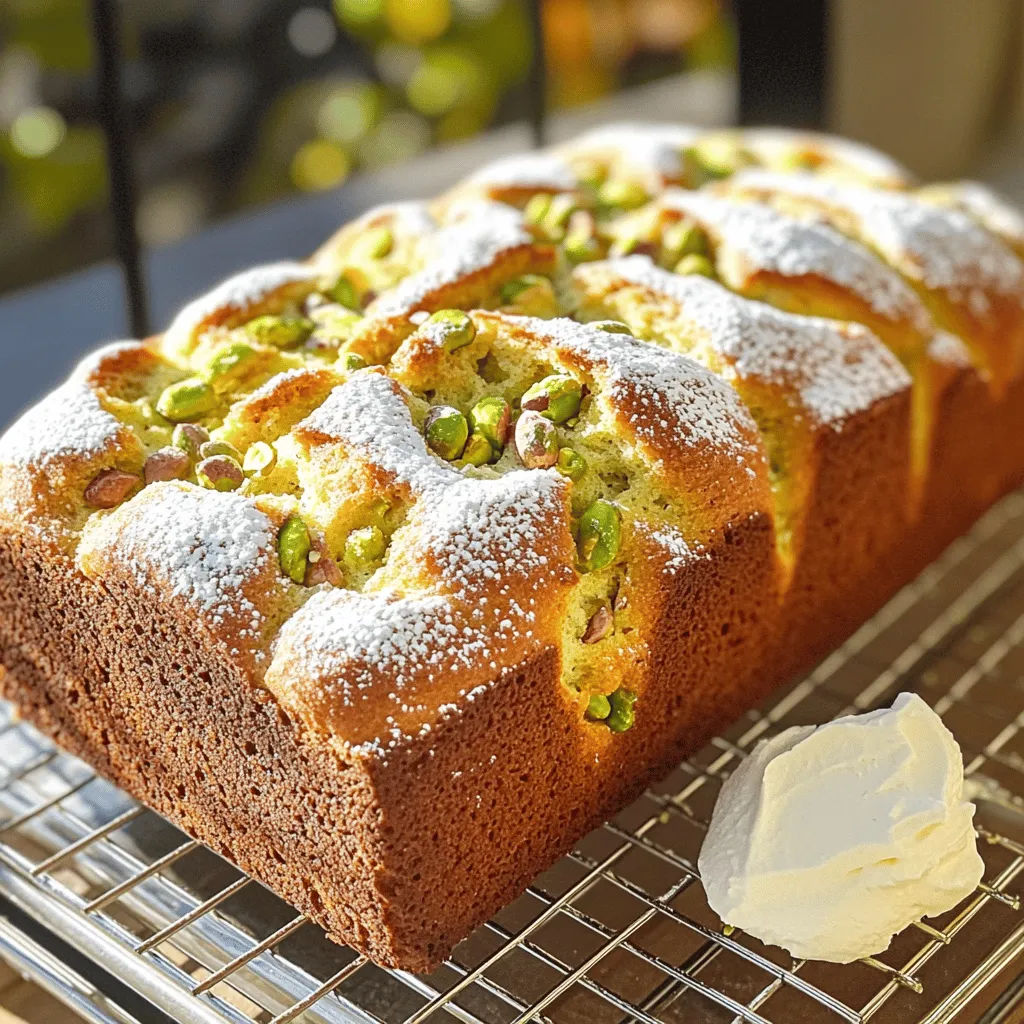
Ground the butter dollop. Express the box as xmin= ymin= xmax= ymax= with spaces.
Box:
xmin=698 ymin=692 xmax=984 ymax=963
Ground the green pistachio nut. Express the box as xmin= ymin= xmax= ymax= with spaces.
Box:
xmin=663 ymin=220 xmax=709 ymax=260
xmin=307 ymin=308 xmax=363 ymax=352
xmin=357 ymin=226 xmax=393 ymax=260
xmin=585 ymin=693 xmax=611 ymax=721
xmin=564 ymin=231 xmax=602 ymax=264
xmin=521 ymin=374 xmax=583 ymax=423
xmin=203 ymin=340 xmax=259 ymax=392
xmin=523 ymin=193 xmax=552 ymax=226
xmin=196 ymin=455 xmax=244 ymax=492
xmin=243 ymin=441 xmax=277 ymax=477
xmin=500 ymin=274 xmax=546 ymax=304
xmin=199 ymin=439 xmax=242 ymax=462
xmin=468 ymin=396 xmax=510 ymax=451
xmin=675 ymin=253 xmax=716 ymax=279
xmin=555 ymin=447 xmax=587 ymax=481
xmin=156 ymin=378 xmax=217 ymax=423
xmin=577 ymin=498 xmax=622 ymax=572
xmin=606 ymin=688 xmax=637 ymax=732
xmin=683 ymin=137 xmax=754 ymax=186
xmin=541 ymin=194 xmax=578 ymax=239
xmin=245 ymin=314 xmax=315 ymax=349
xmin=597 ymin=179 xmax=649 ymax=211
xmin=344 ymin=525 xmax=386 ymax=570
xmin=426 ymin=309 xmax=476 ymax=353
xmin=325 ymin=272 xmax=361 ymax=309
xmin=574 ymin=158 xmax=607 ymax=188
xmin=514 ymin=410 xmax=559 ymax=469
xmin=590 ymin=319 xmax=633 ymax=336
xmin=424 ymin=405 xmax=469 ymax=461
xmin=133 ymin=396 xmax=170 ymax=427
xmin=341 ymin=351 xmax=367 ymax=371
xmin=172 ymin=422 xmax=210 ymax=458
xmin=278 ymin=516 xmax=312 ymax=584
xmin=461 ymin=432 xmax=494 ymax=467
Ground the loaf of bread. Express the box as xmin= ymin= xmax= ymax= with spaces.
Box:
xmin=2 ymin=124 xmax=1023 ymax=971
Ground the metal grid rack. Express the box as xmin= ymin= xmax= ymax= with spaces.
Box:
xmin=4 ymin=496 xmax=1024 ymax=1023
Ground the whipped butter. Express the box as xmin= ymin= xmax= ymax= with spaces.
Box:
xmin=698 ymin=693 xmax=984 ymax=962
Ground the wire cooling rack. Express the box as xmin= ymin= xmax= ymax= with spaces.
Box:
xmin=4 ymin=497 xmax=1024 ymax=1023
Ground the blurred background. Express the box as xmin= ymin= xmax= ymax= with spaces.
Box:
xmin=0 ymin=0 xmax=1021 ymax=384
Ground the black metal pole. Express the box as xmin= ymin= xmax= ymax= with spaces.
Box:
xmin=90 ymin=0 xmax=149 ymax=338
xmin=525 ymin=0 xmax=547 ymax=147
xmin=735 ymin=0 xmax=828 ymax=129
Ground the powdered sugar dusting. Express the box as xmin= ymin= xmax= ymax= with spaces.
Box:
xmin=732 ymin=170 xmax=1024 ymax=311
xmin=591 ymin=256 xmax=910 ymax=425
xmin=369 ymin=201 xmax=533 ymax=319
xmin=566 ymin=122 xmax=700 ymax=179
xmin=662 ymin=190 xmax=931 ymax=329
xmin=465 ymin=152 xmax=576 ymax=192
xmin=507 ymin=313 xmax=759 ymax=456
xmin=165 ymin=262 xmax=317 ymax=349
xmin=928 ymin=330 xmax=973 ymax=369
xmin=0 ymin=378 xmax=126 ymax=468
xmin=923 ymin=183 xmax=1024 ymax=248
xmin=79 ymin=482 xmax=274 ymax=639
xmin=300 ymin=372 xmax=453 ymax=494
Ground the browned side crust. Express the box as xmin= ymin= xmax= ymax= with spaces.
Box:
xmin=0 ymin=510 xmax=776 ymax=970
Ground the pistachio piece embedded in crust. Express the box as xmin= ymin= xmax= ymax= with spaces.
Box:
xmin=84 ymin=469 xmax=141 ymax=509
xmin=196 ymin=455 xmax=244 ymax=492
xmin=577 ymin=499 xmax=621 ymax=572
xmin=555 ymin=447 xmax=587 ymax=481
xmin=143 ymin=447 xmax=191 ymax=485
xmin=344 ymin=525 xmax=386 ymax=570
xmin=675 ymin=253 xmax=716 ymax=279
xmin=200 ymin=440 xmax=243 ymax=462
xmin=585 ymin=693 xmax=611 ymax=721
xmin=581 ymin=605 xmax=613 ymax=644
xmin=243 ymin=441 xmax=276 ymax=477
xmin=606 ymin=687 xmax=637 ymax=732
xmin=278 ymin=515 xmax=312 ymax=584
xmin=245 ymin=314 xmax=315 ymax=349
xmin=171 ymin=422 xmax=210 ymax=458
xmin=425 ymin=309 xmax=477 ymax=353
xmin=521 ymin=374 xmax=582 ymax=424
xmin=468 ymin=396 xmax=510 ymax=451
xmin=460 ymin=433 xmax=493 ymax=467
xmin=156 ymin=378 xmax=217 ymax=423
xmin=424 ymin=406 xmax=469 ymax=462
xmin=514 ymin=411 xmax=558 ymax=469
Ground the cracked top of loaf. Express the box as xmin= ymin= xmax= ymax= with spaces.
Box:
xmin=2 ymin=123 xmax=1023 ymax=763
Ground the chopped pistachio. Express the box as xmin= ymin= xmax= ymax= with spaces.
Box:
xmin=662 ymin=220 xmax=709 ymax=260
xmin=325 ymin=272 xmax=361 ymax=309
xmin=577 ymin=499 xmax=622 ymax=572
xmin=585 ymin=693 xmax=611 ymax=721
xmin=675 ymin=253 xmax=716 ymax=279
xmin=200 ymin=440 xmax=242 ymax=462
xmin=468 ymin=396 xmax=510 ymax=451
xmin=564 ymin=231 xmax=602 ymax=263
xmin=278 ymin=516 xmax=312 ymax=584
xmin=521 ymin=374 xmax=583 ymax=423
xmin=424 ymin=406 xmax=469 ymax=461
xmin=597 ymin=179 xmax=649 ymax=211
xmin=171 ymin=423 xmax=210 ymax=458
xmin=84 ymin=469 xmax=140 ymax=509
xmin=581 ymin=605 xmax=613 ymax=643
xmin=156 ymin=378 xmax=217 ymax=423
xmin=143 ymin=446 xmax=191 ymax=485
xmin=514 ymin=411 xmax=559 ymax=469
xmin=590 ymin=320 xmax=633 ymax=335
xmin=574 ymin=158 xmax=607 ymax=188
xmin=245 ymin=314 xmax=314 ymax=349
xmin=243 ymin=441 xmax=277 ymax=477
xmin=344 ymin=525 xmax=386 ymax=570
xmin=357 ymin=226 xmax=393 ymax=260
xmin=203 ymin=340 xmax=259 ymax=392
xmin=500 ymin=274 xmax=544 ymax=304
xmin=523 ymin=193 xmax=552 ymax=226
xmin=196 ymin=455 xmax=244 ymax=492
xmin=341 ymin=351 xmax=367 ymax=371
xmin=461 ymin=432 xmax=493 ymax=467
xmin=683 ymin=137 xmax=754 ymax=186
xmin=555 ymin=447 xmax=587 ymax=481
xmin=542 ymin=194 xmax=578 ymax=238
xmin=425 ymin=309 xmax=476 ymax=352
xmin=606 ymin=687 xmax=637 ymax=732
xmin=133 ymin=397 xmax=170 ymax=427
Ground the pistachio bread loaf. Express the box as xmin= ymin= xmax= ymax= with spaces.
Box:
xmin=2 ymin=124 xmax=1024 ymax=971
